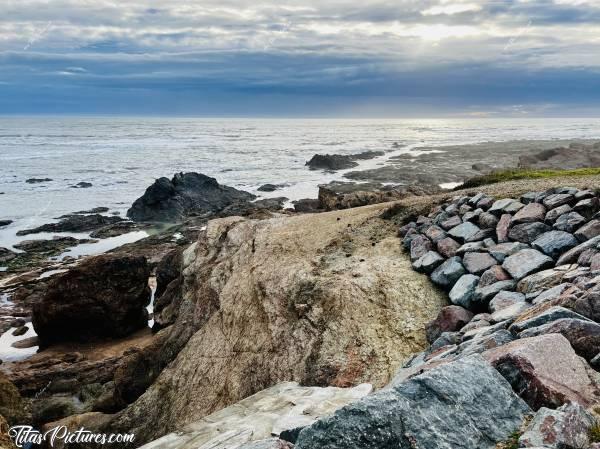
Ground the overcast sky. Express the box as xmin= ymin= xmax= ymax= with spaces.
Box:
xmin=1 ymin=0 xmax=600 ymax=116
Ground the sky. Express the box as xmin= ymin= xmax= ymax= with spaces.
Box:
xmin=1 ymin=0 xmax=600 ymax=117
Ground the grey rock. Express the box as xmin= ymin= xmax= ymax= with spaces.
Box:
xmin=294 ymin=356 xmax=530 ymax=449
xmin=532 ymin=230 xmax=578 ymax=259
xmin=456 ymin=241 xmax=486 ymax=255
xmin=468 ymin=193 xmax=486 ymax=206
xmin=489 ymin=291 xmax=526 ymax=313
xmin=520 ymin=191 xmax=540 ymax=204
xmin=410 ymin=235 xmax=432 ymax=261
xmin=473 ymin=280 xmax=517 ymax=306
xmin=489 ymin=198 xmax=524 ymax=215
xmin=573 ymin=197 xmax=599 ymax=218
xmin=543 ymin=193 xmax=574 ymax=210
xmin=478 ymin=212 xmax=499 ymax=229
xmin=456 ymin=330 xmax=515 ymax=357
xmin=574 ymin=219 xmax=600 ymax=241
xmin=490 ymin=302 xmax=531 ymax=323
xmin=449 ymin=274 xmax=480 ymax=309
xmin=509 ymin=306 xmax=591 ymax=334
xmin=488 ymin=242 xmax=529 ymax=263
xmin=531 ymin=283 xmax=574 ymax=305
xmin=508 ymin=222 xmax=551 ymax=244
xmin=553 ymin=210 xmax=586 ymax=232
xmin=519 ymin=403 xmax=595 ymax=449
xmin=424 ymin=225 xmax=448 ymax=243
xmin=556 ymin=235 xmax=600 ymax=265
xmin=440 ymin=215 xmax=462 ymax=231
xmin=436 ymin=237 xmax=461 ymax=258
xmin=412 ymin=251 xmax=444 ymax=274
xmin=463 ymin=209 xmax=482 ymax=223
xmin=476 ymin=196 xmax=495 ymax=210
xmin=430 ymin=257 xmax=466 ymax=290
xmin=429 ymin=332 xmax=461 ymax=351
xmin=463 ymin=252 xmax=498 ymax=275
xmin=479 ymin=265 xmax=511 ymax=287
xmin=448 ymin=222 xmax=481 ymax=243
xmin=574 ymin=189 xmax=595 ymax=200
xmin=502 ymin=249 xmax=554 ymax=280
xmin=511 ymin=202 xmax=546 ymax=224
xmin=465 ymin=228 xmax=495 ymax=242
xmin=545 ymin=204 xmax=573 ymax=224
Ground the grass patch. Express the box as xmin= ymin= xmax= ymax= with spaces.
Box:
xmin=457 ymin=167 xmax=600 ymax=190
xmin=590 ymin=421 xmax=600 ymax=443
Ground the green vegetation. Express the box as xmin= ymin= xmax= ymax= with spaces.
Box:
xmin=590 ymin=421 xmax=600 ymax=443
xmin=456 ymin=167 xmax=600 ymax=190
xmin=496 ymin=430 xmax=522 ymax=449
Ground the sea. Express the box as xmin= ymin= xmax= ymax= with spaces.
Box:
xmin=1 ymin=116 xmax=600 ymax=250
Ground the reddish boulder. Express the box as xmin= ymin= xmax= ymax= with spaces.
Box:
xmin=425 ymin=305 xmax=474 ymax=344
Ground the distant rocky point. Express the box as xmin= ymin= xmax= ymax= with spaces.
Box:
xmin=519 ymin=142 xmax=600 ymax=170
xmin=306 ymin=151 xmax=384 ymax=171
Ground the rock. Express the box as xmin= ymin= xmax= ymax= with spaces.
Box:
xmin=473 ymin=280 xmax=517 ymax=306
xmin=463 ymin=252 xmax=498 ymax=275
xmin=517 ymin=266 xmax=574 ymax=293
xmin=429 ymin=332 xmax=461 ymax=351
xmin=511 ymin=202 xmax=546 ymax=224
xmin=0 ymin=372 xmax=27 ymax=425
xmin=468 ymin=192 xmax=486 ymax=206
xmin=448 ymin=222 xmax=481 ymax=242
xmin=508 ymin=222 xmax=552 ymax=244
xmin=16 ymin=214 xmax=124 ymax=236
xmin=90 ymin=221 xmax=139 ymax=238
xmin=32 ymin=254 xmax=151 ymax=345
xmin=545 ymin=204 xmax=573 ymax=224
xmin=412 ymin=251 xmax=444 ymax=274
xmin=488 ymin=242 xmax=529 ymax=263
xmin=519 ymin=318 xmax=600 ymax=361
xmin=463 ymin=208 xmax=481 ymax=223
xmin=306 ymin=151 xmax=383 ymax=171
xmin=502 ymin=249 xmax=554 ymax=280
xmin=293 ymin=198 xmax=322 ymax=212
xmin=483 ymin=334 xmax=600 ymax=409
xmin=571 ymin=288 xmax=600 ymax=322
xmin=440 ymin=215 xmax=461 ymax=230
xmin=490 ymin=302 xmax=531 ymax=323
xmin=478 ymin=212 xmax=499 ymax=229
xmin=574 ymin=219 xmax=600 ymax=241
xmin=456 ymin=241 xmax=486 ymax=255
xmin=426 ymin=305 xmax=474 ymax=343
xmin=531 ymin=283 xmax=574 ymax=305
xmin=139 ymin=382 xmax=370 ymax=449
xmin=519 ymin=403 xmax=596 ymax=449
xmin=11 ymin=325 xmax=28 ymax=336
xmin=489 ymin=291 xmax=526 ymax=313
xmin=430 ymin=256 xmax=465 ymax=290
xmin=436 ymin=237 xmax=460 ymax=258
xmin=573 ymin=197 xmax=599 ymax=218
xmin=532 ymin=230 xmax=578 ymax=259
xmin=489 ymin=198 xmax=524 ymax=215
xmin=578 ymin=248 xmax=599 ymax=266
xmin=71 ymin=181 xmax=93 ymax=188
xmin=509 ymin=306 xmax=591 ymax=333
xmin=318 ymin=183 xmax=434 ymax=211
xmin=575 ymin=189 xmax=595 ymax=200
xmin=107 ymin=206 xmax=447 ymax=444
xmin=26 ymin=177 xmax=52 ymax=183
xmin=465 ymin=228 xmax=494 ymax=242
xmin=0 ymin=220 xmax=12 ymax=227
xmin=423 ymin=225 xmax=447 ymax=243
xmin=0 ymin=247 xmax=17 ymax=264
xmin=479 ymin=265 xmax=511 ymax=287
xmin=543 ymin=193 xmax=574 ymax=209
xmin=496 ymin=214 xmax=512 ymax=242
xmin=449 ymin=274 xmax=480 ymax=309
xmin=520 ymin=191 xmax=540 ymax=204
xmin=294 ymin=356 xmax=530 ymax=449
xmin=409 ymin=235 xmax=432 ymax=261
xmin=32 ymin=396 xmax=78 ymax=426
xmin=476 ymin=196 xmax=495 ymax=210
xmin=557 ymin=235 xmax=600 ymax=265
xmin=127 ymin=172 xmax=256 ymax=222
xmin=13 ymin=236 xmax=95 ymax=257
xmin=257 ymin=183 xmax=286 ymax=192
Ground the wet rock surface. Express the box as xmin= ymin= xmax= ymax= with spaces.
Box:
xmin=306 ymin=151 xmax=384 ymax=171
xmin=16 ymin=214 xmax=124 ymax=236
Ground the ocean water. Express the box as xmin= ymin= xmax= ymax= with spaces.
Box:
xmin=1 ymin=116 xmax=600 ymax=248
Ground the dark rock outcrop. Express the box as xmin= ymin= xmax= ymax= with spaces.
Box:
xmin=17 ymin=214 xmax=124 ymax=236
xmin=127 ymin=172 xmax=256 ymax=222
xmin=32 ymin=254 xmax=151 ymax=345
xmin=306 ymin=151 xmax=384 ymax=171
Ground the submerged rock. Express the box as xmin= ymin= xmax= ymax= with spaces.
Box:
xmin=294 ymin=356 xmax=530 ymax=449
xmin=306 ymin=151 xmax=384 ymax=171
xmin=32 ymin=254 xmax=151 ymax=345
xmin=127 ymin=172 xmax=256 ymax=222
xmin=17 ymin=214 xmax=124 ymax=236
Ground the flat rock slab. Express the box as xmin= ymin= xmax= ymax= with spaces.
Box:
xmin=139 ymin=382 xmax=372 ymax=449
xmin=543 ymin=193 xmax=574 ymax=210
xmin=294 ymin=356 xmax=530 ymax=449
xmin=483 ymin=333 xmax=600 ymax=410
xmin=502 ymin=249 xmax=553 ymax=280
xmin=532 ymin=231 xmax=578 ymax=259
xmin=448 ymin=222 xmax=481 ymax=243
xmin=509 ymin=306 xmax=590 ymax=334
xmin=511 ymin=202 xmax=546 ymax=224
xmin=449 ymin=274 xmax=480 ymax=309
xmin=430 ymin=256 xmax=465 ymax=289
xmin=508 ymin=222 xmax=552 ymax=244
xmin=463 ymin=252 xmax=498 ymax=275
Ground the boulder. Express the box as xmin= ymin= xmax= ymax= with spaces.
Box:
xmin=489 ymin=198 xmax=524 ymax=215
xmin=556 ymin=235 xmax=600 ymax=265
xmin=502 ymin=249 xmax=554 ymax=280
xmin=16 ymin=214 xmax=124 ymax=236
xmin=488 ymin=242 xmax=529 ymax=263
xmin=519 ymin=403 xmax=596 ymax=449
xmin=478 ymin=212 xmax=499 ymax=229
xmin=449 ymin=274 xmax=480 ymax=309
xmin=456 ymin=241 xmax=486 ymax=255
xmin=496 ymin=214 xmax=512 ymax=242
xmin=532 ymin=230 xmax=578 ymax=259
xmin=257 ymin=183 xmax=285 ymax=192
xmin=473 ymin=280 xmax=517 ymax=306
xmin=479 ymin=265 xmax=511 ymax=287
xmin=413 ymin=251 xmax=444 ymax=274
xmin=574 ymin=219 xmax=600 ymax=241
xmin=294 ymin=356 xmax=530 ymax=449
xmin=545 ymin=204 xmax=573 ymax=224
xmin=489 ymin=291 xmax=526 ymax=313
xmin=127 ymin=172 xmax=256 ymax=222
xmin=508 ymin=222 xmax=552 ymax=244
xmin=306 ymin=151 xmax=383 ymax=171
xmin=509 ymin=306 xmax=590 ymax=334
xmin=430 ymin=257 xmax=465 ymax=290
xmin=573 ymin=197 xmax=599 ymax=218
xmin=424 ymin=225 xmax=447 ymax=243
xmin=425 ymin=305 xmax=474 ymax=343
xmin=511 ymin=202 xmax=546 ymax=224
xmin=543 ymin=193 xmax=574 ymax=210
xmin=489 ymin=302 xmax=530 ymax=323
xmin=436 ymin=237 xmax=460 ymax=258
xmin=409 ymin=235 xmax=432 ymax=261
xmin=440 ymin=215 xmax=461 ymax=231
xmin=448 ymin=222 xmax=481 ymax=243
xmin=32 ymin=254 xmax=151 ymax=345
xmin=517 ymin=266 xmax=574 ymax=293
xmin=483 ymin=334 xmax=600 ymax=409
xmin=519 ymin=318 xmax=600 ymax=361
xmin=531 ymin=282 xmax=574 ymax=305
xmin=463 ymin=252 xmax=498 ymax=275
xmin=553 ymin=210 xmax=585 ymax=232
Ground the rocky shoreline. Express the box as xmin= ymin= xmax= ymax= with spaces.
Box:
xmin=1 ymin=141 xmax=600 ymax=448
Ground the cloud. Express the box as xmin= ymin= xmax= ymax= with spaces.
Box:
xmin=0 ymin=0 xmax=599 ymax=115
